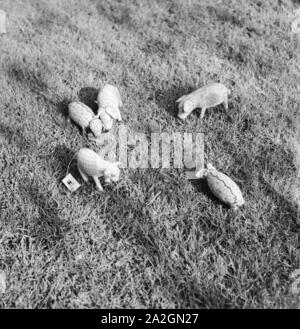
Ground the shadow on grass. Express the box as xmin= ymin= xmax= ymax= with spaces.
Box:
xmin=6 ymin=62 xmax=51 ymax=101
xmin=93 ymin=1 xmax=136 ymax=31
xmin=1 ymin=126 xmax=72 ymax=250
xmin=56 ymin=97 xmax=71 ymax=119
xmin=78 ymin=87 xmax=99 ymax=114
xmin=100 ymin=170 xmax=181 ymax=260
xmin=208 ymin=104 xmax=234 ymax=124
xmin=51 ymin=144 xmax=81 ymax=181
xmin=154 ymin=84 xmax=194 ymax=119
xmin=141 ymin=38 xmax=177 ymax=59
xmin=258 ymin=176 xmax=300 ymax=232
xmin=33 ymin=4 xmax=80 ymax=36
xmin=105 ymin=189 xmax=160 ymax=259
xmin=190 ymin=177 xmax=231 ymax=209
xmin=234 ymin=134 xmax=299 ymax=229
xmin=102 ymin=169 xmax=237 ymax=307
xmin=19 ymin=180 xmax=69 ymax=250
xmin=175 ymin=279 xmax=234 ymax=308
xmin=6 ymin=62 xmax=75 ymax=129
xmin=0 ymin=123 xmax=33 ymax=152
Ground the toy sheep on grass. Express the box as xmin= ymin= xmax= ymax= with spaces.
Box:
xmin=196 ymin=163 xmax=245 ymax=211
xmin=97 ymin=108 xmax=114 ymax=132
xmin=176 ymin=83 xmax=230 ymax=121
xmin=96 ymin=84 xmax=123 ymax=130
xmin=68 ymin=102 xmax=102 ymax=137
xmin=76 ymin=148 xmax=121 ymax=192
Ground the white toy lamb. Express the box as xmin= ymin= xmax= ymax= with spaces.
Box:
xmin=68 ymin=102 xmax=102 ymax=137
xmin=196 ymin=163 xmax=245 ymax=210
xmin=76 ymin=148 xmax=121 ymax=191
xmin=97 ymin=108 xmax=114 ymax=132
xmin=176 ymin=83 xmax=230 ymax=120
xmin=96 ymin=84 xmax=122 ymax=130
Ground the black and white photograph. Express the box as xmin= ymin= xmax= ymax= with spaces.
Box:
xmin=0 ymin=0 xmax=300 ymax=311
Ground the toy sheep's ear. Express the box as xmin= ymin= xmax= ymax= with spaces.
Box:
xmin=176 ymin=95 xmax=185 ymax=103
xmin=183 ymin=100 xmax=193 ymax=113
xmin=105 ymin=107 xmax=120 ymax=120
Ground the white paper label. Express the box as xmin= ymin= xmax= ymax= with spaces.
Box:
xmin=62 ymin=173 xmax=81 ymax=192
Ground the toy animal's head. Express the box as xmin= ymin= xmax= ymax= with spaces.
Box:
xmin=89 ymin=118 xmax=103 ymax=137
xmin=105 ymin=106 xmax=122 ymax=122
xmin=176 ymin=96 xmax=194 ymax=120
xmin=98 ymin=109 xmax=114 ymax=131
xmin=104 ymin=162 xmax=121 ymax=183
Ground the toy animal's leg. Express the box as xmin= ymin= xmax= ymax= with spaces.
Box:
xmin=88 ymin=136 xmax=99 ymax=143
xmin=78 ymin=166 xmax=89 ymax=182
xmin=200 ymin=107 xmax=207 ymax=120
xmin=93 ymin=176 xmax=103 ymax=192
xmin=83 ymin=127 xmax=89 ymax=137
xmin=117 ymin=109 xmax=122 ymax=121
xmin=223 ymin=95 xmax=229 ymax=110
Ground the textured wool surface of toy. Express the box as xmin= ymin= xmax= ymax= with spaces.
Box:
xmin=176 ymin=83 xmax=230 ymax=120
xmin=196 ymin=163 xmax=245 ymax=210
xmin=0 ymin=10 xmax=6 ymax=34
xmin=97 ymin=108 xmax=114 ymax=131
xmin=96 ymin=84 xmax=122 ymax=122
xmin=76 ymin=148 xmax=121 ymax=191
xmin=68 ymin=101 xmax=95 ymax=134
xmin=89 ymin=118 xmax=103 ymax=137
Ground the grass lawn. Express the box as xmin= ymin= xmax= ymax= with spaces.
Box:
xmin=1 ymin=0 xmax=300 ymax=308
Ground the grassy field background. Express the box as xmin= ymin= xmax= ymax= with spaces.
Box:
xmin=1 ymin=0 xmax=300 ymax=308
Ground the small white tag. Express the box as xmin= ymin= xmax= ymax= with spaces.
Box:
xmin=62 ymin=173 xmax=81 ymax=192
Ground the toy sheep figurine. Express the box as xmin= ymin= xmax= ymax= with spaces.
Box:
xmin=68 ymin=102 xmax=103 ymax=137
xmin=196 ymin=163 xmax=245 ymax=210
xmin=96 ymin=84 xmax=123 ymax=127
xmin=76 ymin=148 xmax=121 ymax=191
xmin=97 ymin=108 xmax=114 ymax=132
xmin=88 ymin=118 xmax=103 ymax=137
xmin=176 ymin=83 xmax=230 ymax=120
